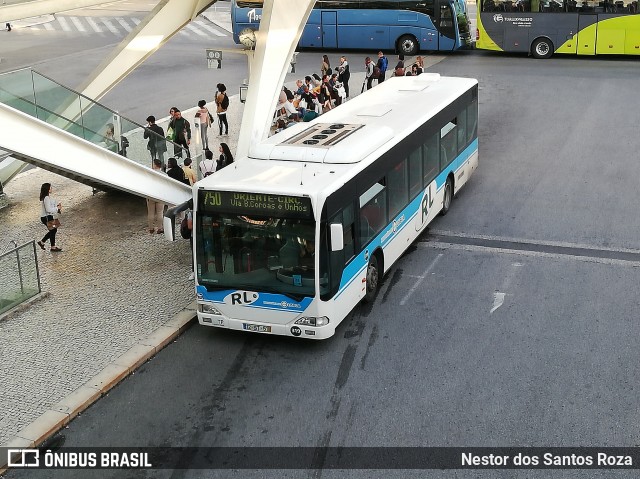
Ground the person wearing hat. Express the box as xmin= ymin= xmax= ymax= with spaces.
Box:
xmin=143 ymin=115 xmax=167 ymax=170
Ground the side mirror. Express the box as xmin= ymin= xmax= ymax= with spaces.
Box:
xmin=330 ymin=223 xmax=344 ymax=251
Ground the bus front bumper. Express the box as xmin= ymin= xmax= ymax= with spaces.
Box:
xmin=197 ymin=311 xmax=336 ymax=340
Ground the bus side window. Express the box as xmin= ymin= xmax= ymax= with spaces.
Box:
xmin=423 ymin=132 xmax=440 ymax=186
xmin=342 ymin=203 xmax=355 ymax=263
xmin=457 ymin=108 xmax=467 ymax=153
xmin=359 ymin=180 xmax=387 ymax=246
xmin=388 ymin=159 xmax=408 ymax=219
xmin=440 ymin=120 xmax=457 ymax=170
xmin=408 ymin=146 xmax=422 ymax=200
xmin=466 ymin=101 xmax=478 ymax=144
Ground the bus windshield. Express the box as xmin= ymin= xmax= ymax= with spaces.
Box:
xmin=196 ymin=191 xmax=317 ymax=298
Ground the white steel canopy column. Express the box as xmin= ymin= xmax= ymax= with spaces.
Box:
xmin=236 ymin=0 xmax=316 ymax=160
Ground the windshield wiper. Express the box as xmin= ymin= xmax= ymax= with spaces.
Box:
xmin=259 ymin=286 xmax=308 ymax=303
xmin=199 ymin=281 xmax=233 ymax=292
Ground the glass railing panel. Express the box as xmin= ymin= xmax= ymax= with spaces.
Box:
xmin=0 ymin=69 xmax=37 ymax=116
xmin=0 ymin=69 xmax=36 ymax=107
xmin=78 ymin=95 xmax=116 ymax=146
xmin=120 ymin=116 xmax=148 ymax=167
xmin=0 ymin=68 xmax=191 ymax=175
xmin=0 ymin=242 xmax=40 ymax=316
xmin=31 ymin=71 xmax=83 ymax=123
xmin=0 ymin=91 xmax=37 ymax=117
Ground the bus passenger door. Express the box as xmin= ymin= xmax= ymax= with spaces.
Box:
xmin=321 ymin=11 xmax=338 ymax=49
xmin=576 ymin=14 xmax=597 ymax=54
xmin=436 ymin=3 xmax=457 ymax=50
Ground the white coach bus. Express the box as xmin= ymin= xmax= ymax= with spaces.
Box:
xmin=193 ymin=73 xmax=478 ymax=340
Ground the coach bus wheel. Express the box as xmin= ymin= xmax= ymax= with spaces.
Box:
xmin=364 ymin=255 xmax=380 ymax=303
xmin=440 ymin=176 xmax=453 ymax=216
xmin=398 ymin=35 xmax=419 ymax=56
xmin=531 ymin=37 xmax=553 ymax=59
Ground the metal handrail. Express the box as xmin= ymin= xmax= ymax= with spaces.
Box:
xmin=0 ymin=68 xmax=187 ymax=155
xmin=2 ymin=240 xmax=18 ymax=254
xmin=0 ymin=86 xmax=107 ymax=140
xmin=0 ymin=240 xmax=42 ymax=299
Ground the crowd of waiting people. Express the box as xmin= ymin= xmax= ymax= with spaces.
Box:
xmin=142 ymin=88 xmax=235 ymax=238
xmin=272 ymin=52 xmax=426 ymax=132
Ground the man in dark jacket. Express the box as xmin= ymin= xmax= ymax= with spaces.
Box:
xmin=168 ymin=109 xmax=191 ymax=158
xmin=143 ymin=115 xmax=167 ymax=169
xmin=376 ymin=51 xmax=388 ymax=84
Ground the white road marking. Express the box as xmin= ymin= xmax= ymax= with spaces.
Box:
xmin=490 ymin=262 xmax=522 ymax=314
xmin=400 ymin=254 xmax=443 ymax=306
xmin=42 ymin=23 xmax=54 ymax=31
xmin=194 ymin=20 xmax=225 ymax=37
xmin=116 ymin=18 xmax=133 ymax=32
xmin=85 ymin=17 xmax=103 ymax=33
xmin=69 ymin=17 xmax=86 ymax=32
xmin=490 ymin=292 xmax=505 ymax=314
xmin=57 ymin=17 xmax=71 ymax=32
xmin=185 ymin=23 xmax=208 ymax=37
xmin=100 ymin=17 xmax=120 ymax=35
xmin=420 ymin=241 xmax=640 ymax=267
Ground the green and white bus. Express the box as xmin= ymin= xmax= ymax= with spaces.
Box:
xmin=193 ymin=74 xmax=478 ymax=340
xmin=476 ymin=0 xmax=640 ymax=58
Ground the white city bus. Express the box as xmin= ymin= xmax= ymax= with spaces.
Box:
xmin=193 ymin=73 xmax=478 ymax=340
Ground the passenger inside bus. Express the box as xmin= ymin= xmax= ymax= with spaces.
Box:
xmin=299 ymin=239 xmax=315 ymax=269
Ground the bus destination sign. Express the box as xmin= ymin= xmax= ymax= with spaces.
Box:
xmin=200 ymin=191 xmax=312 ymax=219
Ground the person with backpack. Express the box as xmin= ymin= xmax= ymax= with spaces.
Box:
xmin=364 ymin=56 xmax=376 ymax=91
xmin=215 ymin=83 xmax=229 ymax=136
xmin=200 ymin=148 xmax=216 ymax=178
xmin=376 ymin=51 xmax=388 ymax=84
xmin=194 ymin=100 xmax=212 ymax=151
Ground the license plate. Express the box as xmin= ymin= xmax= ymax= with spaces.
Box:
xmin=242 ymin=323 xmax=271 ymax=333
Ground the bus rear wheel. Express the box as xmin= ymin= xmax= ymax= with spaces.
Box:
xmin=531 ymin=37 xmax=553 ymax=59
xmin=363 ymin=255 xmax=380 ymax=303
xmin=397 ymin=35 xmax=419 ymax=56
xmin=440 ymin=176 xmax=453 ymax=216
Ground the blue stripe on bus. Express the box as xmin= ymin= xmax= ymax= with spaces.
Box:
xmin=334 ymin=140 xmax=477 ymax=300
xmin=196 ymin=286 xmax=313 ymax=312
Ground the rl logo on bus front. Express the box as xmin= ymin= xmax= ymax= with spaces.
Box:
xmin=226 ymin=291 xmax=259 ymax=305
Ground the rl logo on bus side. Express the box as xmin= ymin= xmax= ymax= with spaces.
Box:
xmin=422 ymin=185 xmax=434 ymax=224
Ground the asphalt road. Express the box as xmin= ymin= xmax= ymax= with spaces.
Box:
xmin=4 ymin=5 xmax=640 ymax=479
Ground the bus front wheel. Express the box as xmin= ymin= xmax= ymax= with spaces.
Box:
xmin=397 ymin=35 xmax=419 ymax=56
xmin=440 ymin=176 xmax=453 ymax=216
xmin=531 ymin=38 xmax=553 ymax=59
xmin=363 ymin=255 xmax=380 ymax=303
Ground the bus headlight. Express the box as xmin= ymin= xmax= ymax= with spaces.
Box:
xmin=199 ymin=303 xmax=222 ymax=315
xmin=295 ymin=316 xmax=329 ymax=327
